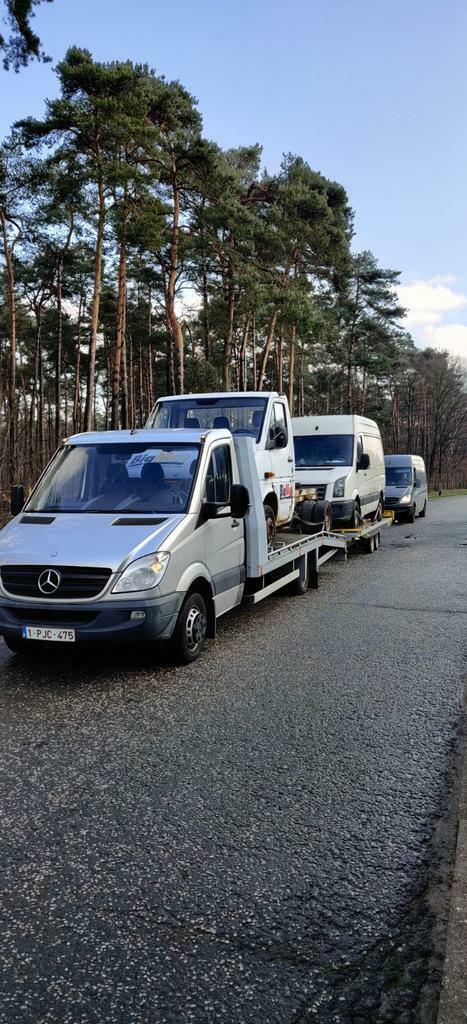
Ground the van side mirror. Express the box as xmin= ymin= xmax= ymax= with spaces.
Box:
xmin=11 ymin=485 xmax=25 ymax=517
xmin=230 ymin=484 xmax=250 ymax=519
xmin=358 ymin=453 xmax=370 ymax=471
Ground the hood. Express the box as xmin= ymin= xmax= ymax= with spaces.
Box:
xmin=385 ymin=485 xmax=412 ymax=498
xmin=294 ymin=466 xmax=352 ymax=485
xmin=0 ymin=513 xmax=185 ymax=574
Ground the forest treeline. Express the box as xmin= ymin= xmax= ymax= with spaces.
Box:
xmin=1 ymin=46 xmax=466 ymax=501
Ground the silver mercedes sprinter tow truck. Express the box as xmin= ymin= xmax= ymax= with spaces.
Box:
xmin=0 ymin=428 xmax=334 ymax=663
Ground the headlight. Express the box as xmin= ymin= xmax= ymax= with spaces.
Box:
xmin=112 ymin=552 xmax=170 ymax=593
xmin=399 ymin=494 xmax=412 ymax=505
xmin=333 ymin=476 xmax=347 ymax=498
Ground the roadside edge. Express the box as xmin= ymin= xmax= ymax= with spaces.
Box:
xmin=437 ymin=679 xmax=467 ymax=1024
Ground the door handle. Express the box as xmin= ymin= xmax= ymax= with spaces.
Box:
xmin=231 ymin=519 xmax=240 ymax=528
xmin=287 ymin=456 xmax=294 ymax=462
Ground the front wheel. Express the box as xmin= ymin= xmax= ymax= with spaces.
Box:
xmin=3 ymin=635 xmax=28 ymax=655
xmin=350 ymin=500 xmax=361 ymax=529
xmin=263 ymin=504 xmax=276 ymax=547
xmin=373 ymin=495 xmax=384 ymax=522
xmin=170 ymin=592 xmax=208 ymax=664
xmin=419 ymin=501 xmax=427 ymax=518
xmin=408 ymin=504 xmax=416 ymax=523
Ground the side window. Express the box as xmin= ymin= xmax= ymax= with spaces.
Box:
xmin=205 ymin=455 xmax=216 ymax=503
xmin=214 ymin=445 xmax=232 ymax=505
xmin=269 ymin=403 xmax=288 ymax=448
xmin=204 ymin=446 xmax=232 ymax=505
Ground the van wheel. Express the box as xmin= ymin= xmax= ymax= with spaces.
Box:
xmin=264 ymin=504 xmax=276 ymax=547
xmin=408 ymin=504 xmax=416 ymax=523
xmin=171 ymin=592 xmax=208 ymax=664
xmin=351 ymin=500 xmax=361 ymax=529
xmin=3 ymin=636 xmax=28 ymax=655
xmin=419 ymin=501 xmax=427 ymax=518
xmin=373 ymin=495 xmax=384 ymax=522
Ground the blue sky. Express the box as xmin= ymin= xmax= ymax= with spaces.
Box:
xmin=2 ymin=0 xmax=467 ymax=359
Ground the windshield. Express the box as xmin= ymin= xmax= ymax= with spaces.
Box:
xmin=149 ymin=397 xmax=268 ymax=443
xmin=385 ymin=466 xmax=412 ymax=487
xmin=294 ymin=434 xmax=354 ymax=468
xmin=27 ymin=442 xmax=200 ymax=514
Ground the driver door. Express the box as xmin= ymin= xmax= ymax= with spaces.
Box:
xmin=267 ymin=402 xmax=294 ymax=524
xmin=202 ymin=444 xmax=245 ymax=615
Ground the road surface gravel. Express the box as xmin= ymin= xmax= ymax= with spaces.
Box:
xmin=0 ymin=497 xmax=466 ymax=1024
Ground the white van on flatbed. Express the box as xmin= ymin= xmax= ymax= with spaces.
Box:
xmin=292 ymin=414 xmax=386 ymax=527
xmin=147 ymin=392 xmax=295 ymax=533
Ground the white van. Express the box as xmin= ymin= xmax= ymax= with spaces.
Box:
xmin=148 ymin=392 xmax=295 ymax=535
xmin=292 ymin=415 xmax=385 ymax=527
xmin=384 ymin=454 xmax=428 ymax=522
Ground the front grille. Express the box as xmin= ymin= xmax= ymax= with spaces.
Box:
xmin=384 ymin=496 xmax=400 ymax=507
xmin=4 ymin=608 xmax=97 ymax=625
xmin=0 ymin=565 xmax=112 ymax=600
xmin=296 ymin=483 xmax=327 ymax=500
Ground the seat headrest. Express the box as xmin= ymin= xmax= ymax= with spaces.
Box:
xmin=141 ymin=461 xmax=164 ymax=484
xmin=185 ymin=416 xmax=200 ymax=428
xmin=213 ymin=416 xmax=230 ymax=430
xmin=252 ymin=410 xmax=263 ymax=429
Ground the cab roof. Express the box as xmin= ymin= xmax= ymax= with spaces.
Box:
xmin=155 ymin=391 xmax=277 ymax=401
xmin=65 ymin=428 xmax=231 ymax=446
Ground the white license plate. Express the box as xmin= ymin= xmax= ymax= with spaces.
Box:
xmin=21 ymin=626 xmax=76 ymax=643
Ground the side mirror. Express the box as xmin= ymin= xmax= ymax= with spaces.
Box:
xmin=230 ymin=484 xmax=250 ymax=519
xmin=11 ymin=485 xmax=25 ymax=517
xmin=358 ymin=453 xmax=370 ymax=471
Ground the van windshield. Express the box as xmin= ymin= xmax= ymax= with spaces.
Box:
xmin=149 ymin=397 xmax=267 ymax=442
xmin=294 ymin=434 xmax=354 ymax=467
xmin=386 ymin=467 xmax=412 ymax=487
xmin=26 ymin=442 xmax=200 ymax=514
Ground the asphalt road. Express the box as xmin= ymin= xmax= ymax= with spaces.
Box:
xmin=1 ymin=498 xmax=466 ymax=1024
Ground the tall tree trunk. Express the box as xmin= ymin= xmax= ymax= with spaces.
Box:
xmin=111 ymin=234 xmax=127 ymax=429
xmin=167 ymin=158 xmax=184 ymax=394
xmin=73 ymin=292 xmax=84 ymax=433
xmin=252 ymin=315 xmax=257 ymax=390
xmin=55 ymin=256 xmax=63 ymax=446
xmin=223 ymin=271 xmax=235 ymax=390
xmin=257 ymin=309 xmax=278 ymax=391
xmin=238 ymin=314 xmax=250 ymax=391
xmin=287 ymin=322 xmax=296 ymax=413
xmin=84 ymin=175 xmax=105 ymax=431
xmin=1 ymin=209 xmax=17 ymax=485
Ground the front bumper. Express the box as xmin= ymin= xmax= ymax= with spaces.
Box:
xmin=0 ymin=592 xmax=184 ymax=647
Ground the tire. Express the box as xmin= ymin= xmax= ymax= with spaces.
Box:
xmin=419 ymin=501 xmax=427 ymax=518
xmin=170 ymin=591 xmax=208 ymax=664
xmin=311 ymin=500 xmax=332 ymax=533
xmin=288 ymin=571 xmax=308 ymax=596
xmin=350 ymin=500 xmax=361 ymax=529
xmin=373 ymin=495 xmax=384 ymax=522
xmin=3 ymin=635 xmax=29 ymax=655
xmin=408 ymin=504 xmax=416 ymax=524
xmin=263 ymin=503 xmax=276 ymax=547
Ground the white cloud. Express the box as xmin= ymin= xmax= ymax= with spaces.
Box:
xmin=421 ymin=324 xmax=467 ymax=361
xmin=397 ymin=275 xmax=467 ymax=362
xmin=398 ymin=277 xmax=467 ymax=327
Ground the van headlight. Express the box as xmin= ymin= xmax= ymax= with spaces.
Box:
xmin=399 ymin=494 xmax=412 ymax=505
xmin=112 ymin=552 xmax=170 ymax=593
xmin=333 ymin=476 xmax=347 ymax=498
